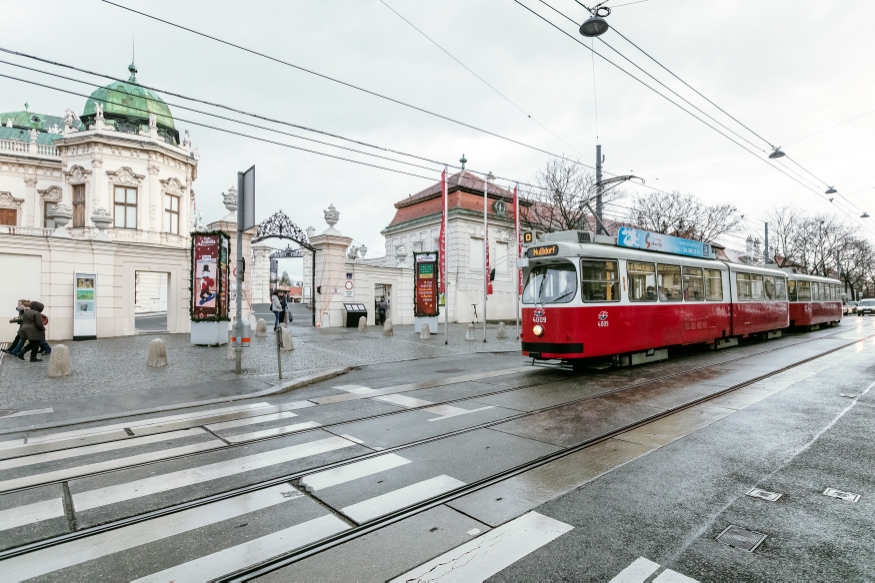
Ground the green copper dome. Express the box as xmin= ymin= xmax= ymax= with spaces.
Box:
xmin=81 ymin=63 xmax=179 ymax=145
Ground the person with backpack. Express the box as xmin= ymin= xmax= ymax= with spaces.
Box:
xmin=3 ymin=299 xmax=29 ymax=356
xmin=17 ymin=301 xmax=51 ymax=362
xmin=270 ymin=290 xmax=282 ymax=331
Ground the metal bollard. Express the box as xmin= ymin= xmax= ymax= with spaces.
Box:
xmin=275 ymin=327 xmax=283 ymax=380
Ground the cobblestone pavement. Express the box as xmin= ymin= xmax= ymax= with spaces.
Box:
xmin=0 ymin=322 xmax=520 ymax=408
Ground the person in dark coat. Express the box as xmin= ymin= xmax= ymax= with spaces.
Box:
xmin=3 ymin=299 xmax=29 ymax=355
xmin=18 ymin=301 xmax=51 ymax=362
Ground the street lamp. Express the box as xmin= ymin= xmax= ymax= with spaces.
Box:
xmin=825 ymin=187 xmax=837 ymax=195
xmin=862 ymin=212 xmax=870 ymax=219
xmin=578 ymin=4 xmax=611 ymax=38
xmin=768 ymin=147 xmax=786 ymax=159
xmin=483 ymin=171 xmax=495 ymax=342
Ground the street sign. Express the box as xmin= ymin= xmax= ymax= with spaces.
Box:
xmin=239 ymin=165 xmax=256 ymax=230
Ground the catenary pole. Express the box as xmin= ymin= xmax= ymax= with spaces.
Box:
xmin=595 ymin=144 xmax=603 ymax=233
xmin=483 ymin=173 xmax=488 ymax=342
xmin=235 ymin=171 xmax=244 ymax=374
xmin=514 ymin=182 xmax=520 ymax=340
xmin=443 ymin=165 xmax=449 ymax=345
xmin=764 ymin=222 xmax=769 ymax=263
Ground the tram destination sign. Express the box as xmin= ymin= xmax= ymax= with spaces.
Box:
xmin=617 ymin=226 xmax=715 ymax=259
xmin=526 ymin=244 xmax=559 ymax=258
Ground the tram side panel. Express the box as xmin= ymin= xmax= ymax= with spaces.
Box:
xmin=727 ymin=268 xmax=789 ymax=336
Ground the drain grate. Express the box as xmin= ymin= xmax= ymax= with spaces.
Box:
xmin=823 ymin=488 xmax=860 ymax=502
xmin=716 ymin=525 xmax=767 ymax=552
xmin=746 ymin=488 xmax=783 ymax=502
xmin=435 ymin=369 xmax=466 ymax=373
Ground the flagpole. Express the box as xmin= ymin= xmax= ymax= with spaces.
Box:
xmin=514 ymin=182 xmax=520 ymax=340
xmin=443 ymin=165 xmax=449 ymax=345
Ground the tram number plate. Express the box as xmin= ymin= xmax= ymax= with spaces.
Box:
xmin=533 ymin=316 xmax=547 ymax=323
xmin=597 ymin=310 xmax=609 ymax=327
xmin=597 ymin=321 xmax=609 ymax=328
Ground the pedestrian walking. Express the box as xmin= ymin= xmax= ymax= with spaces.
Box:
xmin=3 ymin=299 xmax=29 ymax=356
xmin=377 ymin=295 xmax=388 ymax=326
xmin=279 ymin=291 xmax=289 ymax=327
xmin=270 ymin=290 xmax=282 ymax=331
xmin=17 ymin=301 xmax=51 ymax=362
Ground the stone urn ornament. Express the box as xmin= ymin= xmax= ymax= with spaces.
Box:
xmin=91 ymin=207 xmax=113 ymax=241
xmin=48 ymin=203 xmax=73 ymax=238
xmin=323 ymin=204 xmax=341 ymax=235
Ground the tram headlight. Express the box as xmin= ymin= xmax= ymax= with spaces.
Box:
xmin=533 ymin=325 xmax=544 ymax=337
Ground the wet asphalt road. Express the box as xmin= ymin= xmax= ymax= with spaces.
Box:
xmin=0 ymin=318 xmax=873 ymax=581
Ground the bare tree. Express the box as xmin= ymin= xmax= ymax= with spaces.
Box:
xmin=766 ymin=207 xmax=806 ymax=267
xmin=625 ymin=191 xmax=741 ymax=242
xmin=519 ymin=156 xmax=623 ymax=233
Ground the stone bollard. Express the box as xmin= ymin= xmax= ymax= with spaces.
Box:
xmin=383 ymin=319 xmax=394 ymax=336
xmin=282 ymin=327 xmax=294 ymax=351
xmin=47 ymin=344 xmax=72 ymax=377
xmin=358 ymin=316 xmax=367 ymax=332
xmin=465 ymin=323 xmax=476 ymax=341
xmin=255 ymin=318 xmax=268 ymax=338
xmin=496 ymin=321 xmax=507 ymax=339
xmin=420 ymin=323 xmax=431 ymax=339
xmin=147 ymin=338 xmax=168 ymax=367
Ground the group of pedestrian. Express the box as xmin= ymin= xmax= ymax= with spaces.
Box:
xmin=3 ymin=299 xmax=52 ymax=362
xmin=270 ymin=290 xmax=293 ymax=330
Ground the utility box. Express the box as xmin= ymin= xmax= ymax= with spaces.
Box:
xmin=343 ymin=303 xmax=368 ymax=328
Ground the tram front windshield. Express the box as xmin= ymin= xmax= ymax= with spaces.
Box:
xmin=523 ymin=263 xmax=577 ymax=304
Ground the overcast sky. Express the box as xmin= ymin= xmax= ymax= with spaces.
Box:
xmin=3 ymin=0 xmax=874 ymax=273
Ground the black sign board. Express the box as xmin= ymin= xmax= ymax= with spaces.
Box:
xmin=526 ymin=244 xmax=559 ymax=258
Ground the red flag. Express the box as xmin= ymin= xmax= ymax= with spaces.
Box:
xmin=514 ymin=185 xmax=522 ymax=296
xmin=439 ymin=169 xmax=447 ymax=293
xmin=486 ymin=223 xmax=493 ymax=295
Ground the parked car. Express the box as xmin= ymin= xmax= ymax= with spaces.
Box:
xmin=843 ymin=302 xmax=856 ymax=315
xmin=857 ymin=299 xmax=875 ymax=316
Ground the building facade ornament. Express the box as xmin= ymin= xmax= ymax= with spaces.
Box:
xmin=28 ymin=128 xmax=39 ymax=142
xmin=23 ymin=176 xmax=38 ymax=188
xmin=94 ymin=102 xmax=104 ymax=121
xmin=148 ymin=164 xmax=160 ymax=176
xmin=48 ymin=203 xmax=74 ymax=228
xmin=107 ymin=166 xmax=145 ymax=186
xmin=324 ymin=204 xmax=340 ymax=230
xmin=0 ymin=192 xmax=24 ymax=208
xmin=161 ymin=177 xmax=186 ymax=196
xmin=38 ymin=185 xmax=63 ymax=202
xmin=222 ymin=187 xmax=237 ymax=213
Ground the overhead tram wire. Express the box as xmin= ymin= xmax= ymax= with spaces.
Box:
xmin=0 ymin=72 xmax=440 ymax=183
xmin=97 ymin=0 xmax=596 ymax=172
xmin=378 ymin=0 xmax=587 ymax=159
xmin=511 ymin=0 xmax=875 ymax=237
xmin=0 ymin=56 xmax=571 ymax=197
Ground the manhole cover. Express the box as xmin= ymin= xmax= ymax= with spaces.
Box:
xmin=746 ymin=488 xmax=783 ymax=502
xmin=436 ymin=369 xmax=466 ymax=373
xmin=823 ymin=488 xmax=860 ymax=502
xmin=716 ymin=525 xmax=767 ymax=552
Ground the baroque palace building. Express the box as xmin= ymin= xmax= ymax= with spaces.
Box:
xmin=0 ymin=62 xmax=199 ymax=340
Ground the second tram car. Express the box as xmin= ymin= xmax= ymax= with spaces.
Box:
xmin=786 ymin=273 xmax=843 ymax=328
xmin=520 ymin=229 xmax=841 ymax=365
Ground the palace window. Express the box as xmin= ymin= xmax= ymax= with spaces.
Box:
xmin=73 ymin=185 xmax=86 ymax=227
xmin=0 ymin=208 xmax=15 ymax=226
xmin=164 ymin=194 xmax=180 ymax=234
xmin=114 ymin=186 xmax=137 ymax=229
xmin=44 ymin=202 xmax=55 ymax=229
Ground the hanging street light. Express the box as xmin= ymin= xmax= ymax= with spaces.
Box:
xmin=825 ymin=187 xmax=837 ymax=194
xmin=579 ymin=3 xmax=611 ymax=38
xmin=862 ymin=212 xmax=870 ymax=218
xmin=768 ymin=147 xmax=786 ymax=159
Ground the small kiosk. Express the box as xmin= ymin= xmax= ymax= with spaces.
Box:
xmin=73 ymin=272 xmax=97 ymax=340
xmin=190 ymin=231 xmax=231 ymax=345
xmin=413 ymin=251 xmax=439 ymax=333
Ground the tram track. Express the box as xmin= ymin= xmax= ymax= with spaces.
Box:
xmin=0 ymin=328 xmax=870 ymax=566
xmin=0 ymin=327 xmax=855 ymax=498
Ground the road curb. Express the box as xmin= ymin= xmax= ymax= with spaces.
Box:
xmin=0 ymin=366 xmax=352 ymax=437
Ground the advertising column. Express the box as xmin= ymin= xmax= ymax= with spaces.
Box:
xmin=190 ymin=231 xmax=231 ymax=345
xmin=413 ymin=251 xmax=439 ymax=334
xmin=73 ymin=273 xmax=97 ymax=340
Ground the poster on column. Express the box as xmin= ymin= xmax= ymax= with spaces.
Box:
xmin=191 ymin=232 xmax=230 ymax=321
xmin=414 ymin=251 xmax=439 ymax=317
xmin=73 ymin=272 xmax=97 ymax=340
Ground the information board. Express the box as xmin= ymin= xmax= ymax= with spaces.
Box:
xmin=73 ymin=272 xmax=97 ymax=340
xmin=414 ymin=251 xmax=439 ymax=317
xmin=191 ymin=232 xmax=231 ymax=321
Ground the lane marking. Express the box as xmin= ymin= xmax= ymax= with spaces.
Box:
xmin=425 ymin=405 xmax=495 ymax=421
xmin=206 ymin=410 xmax=298 ymax=431
xmin=375 ymin=395 xmax=435 ymax=408
xmin=390 ymin=511 xmax=572 ymax=582
xmin=609 ymin=557 xmax=660 ymax=583
xmin=467 ymin=528 xmax=482 ymax=536
xmin=334 ymin=385 xmax=377 ymax=395
xmin=342 ymin=475 xmax=465 ymax=523
xmin=0 ymin=497 xmax=65 ymax=532
xmin=1 ymin=408 xmax=54 ymax=418
xmin=301 ymin=453 xmax=411 ymax=491
xmin=1 ymin=485 xmax=300 ymax=581
xmin=0 ymin=440 xmax=225 ymax=492
xmin=340 ymin=434 xmax=364 ymax=444
xmin=0 ymin=428 xmax=210 ymax=471
xmin=132 ymin=514 xmax=348 ymax=582
xmin=72 ymin=436 xmax=357 ymax=512
xmin=654 ymin=569 xmax=698 ymax=582
xmin=223 ymin=421 xmax=322 ymax=443
xmin=0 ymin=438 xmax=24 ymax=450
xmin=311 ymin=367 xmax=534 ymax=405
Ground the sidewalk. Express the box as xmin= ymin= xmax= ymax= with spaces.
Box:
xmin=0 ymin=322 xmax=521 ymax=418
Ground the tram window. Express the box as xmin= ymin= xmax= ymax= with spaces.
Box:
xmin=798 ymin=280 xmax=811 ymax=301
xmin=749 ymin=274 xmax=763 ymax=300
xmin=580 ymin=259 xmax=620 ymax=302
xmin=832 ymin=284 xmax=840 ymax=300
xmin=628 ymin=261 xmax=656 ymax=302
xmin=764 ymin=276 xmax=776 ymax=300
xmin=736 ymin=273 xmax=752 ymax=300
xmin=705 ymin=269 xmax=723 ymax=301
xmin=657 ymin=264 xmax=682 ymax=302
xmin=776 ymin=277 xmax=787 ymax=300
xmin=522 ymin=264 xmax=578 ymax=304
xmin=787 ymin=280 xmax=797 ymax=301
xmin=812 ymin=282 xmax=820 ymax=301
xmin=682 ymin=267 xmax=705 ymax=301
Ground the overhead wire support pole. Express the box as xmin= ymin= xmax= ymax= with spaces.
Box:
xmin=483 ymin=173 xmax=489 ymax=343
xmin=595 ymin=144 xmax=603 ymax=233
xmin=235 ymin=171 xmax=244 ymax=375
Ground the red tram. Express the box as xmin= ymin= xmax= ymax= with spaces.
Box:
xmin=786 ymin=273 xmax=843 ymax=328
xmin=520 ymin=229 xmax=841 ymax=366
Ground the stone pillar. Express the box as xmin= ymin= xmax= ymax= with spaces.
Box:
xmin=146 ymin=161 xmax=160 ymax=242
xmin=90 ymin=155 xmax=107 ymax=219
xmin=23 ymin=176 xmax=37 ymax=226
xmin=310 ymin=218 xmax=353 ymax=328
